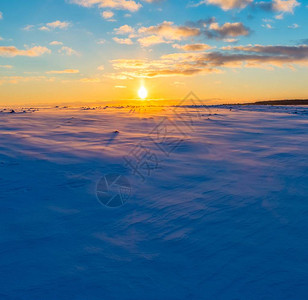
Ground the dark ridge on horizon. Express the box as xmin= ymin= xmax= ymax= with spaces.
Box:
xmin=244 ymin=99 xmax=308 ymax=106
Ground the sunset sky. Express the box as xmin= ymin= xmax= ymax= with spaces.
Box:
xmin=0 ymin=0 xmax=307 ymax=105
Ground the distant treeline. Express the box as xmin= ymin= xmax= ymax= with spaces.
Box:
xmin=248 ymin=99 xmax=308 ymax=105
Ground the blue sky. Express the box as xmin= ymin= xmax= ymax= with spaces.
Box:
xmin=0 ymin=0 xmax=308 ymax=104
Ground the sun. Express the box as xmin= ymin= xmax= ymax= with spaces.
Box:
xmin=138 ymin=86 xmax=148 ymax=100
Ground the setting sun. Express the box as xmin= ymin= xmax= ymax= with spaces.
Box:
xmin=138 ymin=86 xmax=148 ymax=100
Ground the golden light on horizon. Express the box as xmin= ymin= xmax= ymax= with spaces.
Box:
xmin=138 ymin=86 xmax=148 ymax=100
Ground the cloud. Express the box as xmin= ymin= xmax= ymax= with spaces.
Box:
xmin=186 ymin=18 xmax=250 ymax=40
xmin=39 ymin=26 xmax=50 ymax=31
xmin=272 ymin=0 xmax=299 ymax=13
xmin=195 ymin=0 xmax=300 ymax=16
xmin=97 ymin=65 xmax=105 ymax=71
xmin=36 ymin=21 xmax=70 ymax=31
xmin=256 ymin=0 xmax=300 ymax=18
xmin=113 ymin=37 xmax=133 ymax=44
xmin=288 ymin=23 xmax=299 ymax=29
xmin=101 ymin=10 xmax=115 ymax=19
xmin=139 ymin=21 xmax=200 ymax=40
xmin=80 ymin=77 xmax=101 ymax=82
xmin=111 ymin=55 xmax=218 ymax=78
xmin=127 ymin=21 xmax=201 ymax=47
xmin=47 ymin=20 xmax=70 ymax=29
xmin=195 ymin=0 xmax=252 ymax=10
xmin=262 ymin=23 xmax=273 ymax=29
xmin=222 ymin=44 xmax=308 ymax=57
xmin=0 ymin=46 xmax=51 ymax=57
xmin=114 ymin=24 xmax=135 ymax=35
xmin=46 ymin=69 xmax=79 ymax=74
xmin=49 ymin=41 xmax=64 ymax=45
xmin=172 ymin=43 xmax=213 ymax=51
xmin=223 ymin=38 xmax=238 ymax=43
xmin=207 ymin=22 xmax=250 ymax=38
xmin=58 ymin=46 xmax=78 ymax=55
xmin=0 ymin=76 xmax=55 ymax=85
xmin=110 ymin=44 xmax=308 ymax=78
xmin=138 ymin=35 xmax=170 ymax=47
xmin=69 ymin=0 xmax=142 ymax=12
xmin=0 ymin=11 xmax=3 ymax=20
xmin=113 ymin=20 xmax=249 ymax=48
xmin=114 ymin=23 xmax=195 ymax=47
xmin=97 ymin=39 xmax=106 ymax=44
xmin=23 ymin=25 xmax=35 ymax=31
xmin=0 ymin=65 xmax=13 ymax=69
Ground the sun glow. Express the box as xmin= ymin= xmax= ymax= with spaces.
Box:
xmin=138 ymin=86 xmax=148 ymax=100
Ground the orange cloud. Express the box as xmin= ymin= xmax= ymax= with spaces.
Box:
xmin=110 ymin=44 xmax=308 ymax=78
xmin=0 ymin=46 xmax=51 ymax=57
xmin=46 ymin=69 xmax=79 ymax=74
xmin=101 ymin=11 xmax=114 ymax=19
xmin=114 ymin=24 xmax=135 ymax=34
xmin=138 ymin=35 xmax=170 ymax=47
xmin=0 ymin=65 xmax=13 ymax=69
xmin=0 ymin=76 xmax=55 ymax=85
xmin=173 ymin=43 xmax=213 ymax=51
xmin=139 ymin=21 xmax=200 ymax=40
xmin=46 ymin=20 xmax=70 ymax=29
xmin=113 ymin=37 xmax=133 ymax=44
xmin=194 ymin=0 xmax=252 ymax=10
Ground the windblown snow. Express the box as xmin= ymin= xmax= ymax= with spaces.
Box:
xmin=0 ymin=105 xmax=307 ymax=299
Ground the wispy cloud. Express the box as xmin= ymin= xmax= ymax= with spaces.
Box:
xmin=97 ymin=39 xmax=106 ymax=44
xmin=139 ymin=21 xmax=200 ymax=41
xmin=256 ymin=0 xmax=300 ymax=18
xmin=24 ymin=21 xmax=70 ymax=31
xmin=58 ymin=46 xmax=78 ymax=55
xmin=39 ymin=20 xmax=70 ymax=31
xmin=172 ymin=43 xmax=213 ymax=51
xmin=288 ymin=23 xmax=299 ymax=29
xmin=0 ymin=11 xmax=3 ymax=20
xmin=117 ymin=19 xmax=251 ymax=48
xmin=113 ymin=37 xmax=133 ymax=44
xmin=194 ymin=0 xmax=300 ymax=18
xmin=0 ymin=76 xmax=55 ymax=85
xmin=69 ymin=0 xmax=142 ymax=12
xmin=23 ymin=25 xmax=35 ymax=31
xmin=46 ymin=69 xmax=79 ymax=74
xmin=262 ymin=23 xmax=274 ymax=29
xmin=207 ymin=21 xmax=250 ymax=38
xmin=110 ymin=44 xmax=308 ymax=78
xmin=138 ymin=35 xmax=170 ymax=47
xmin=0 ymin=65 xmax=13 ymax=69
xmin=80 ymin=77 xmax=101 ymax=82
xmin=115 ymin=21 xmax=202 ymax=47
xmin=193 ymin=0 xmax=252 ymax=10
xmin=49 ymin=41 xmax=64 ymax=46
xmin=0 ymin=46 xmax=51 ymax=57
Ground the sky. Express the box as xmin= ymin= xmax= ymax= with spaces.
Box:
xmin=0 ymin=0 xmax=308 ymax=105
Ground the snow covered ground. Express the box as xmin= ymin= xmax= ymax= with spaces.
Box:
xmin=0 ymin=105 xmax=307 ymax=299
